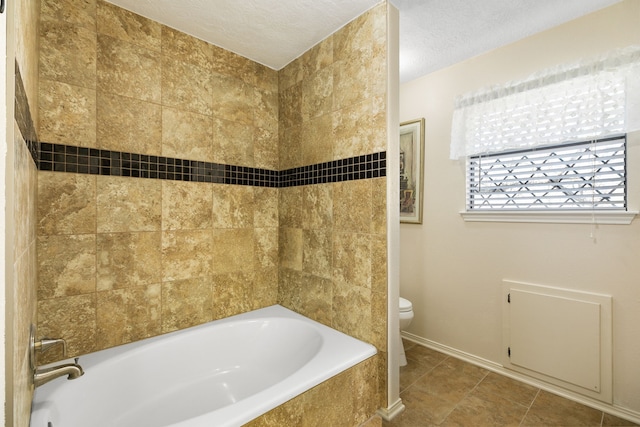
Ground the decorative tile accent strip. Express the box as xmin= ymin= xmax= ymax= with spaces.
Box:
xmin=39 ymin=143 xmax=278 ymax=187
xmin=14 ymin=61 xmax=39 ymax=164
xmin=38 ymin=142 xmax=386 ymax=187
xmin=280 ymin=152 xmax=387 ymax=187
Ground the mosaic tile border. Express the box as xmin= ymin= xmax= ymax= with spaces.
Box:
xmin=280 ymin=152 xmax=387 ymax=186
xmin=39 ymin=142 xmax=386 ymax=188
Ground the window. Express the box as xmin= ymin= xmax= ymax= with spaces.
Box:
xmin=467 ymin=136 xmax=626 ymax=211
xmin=450 ymin=46 xmax=640 ymax=223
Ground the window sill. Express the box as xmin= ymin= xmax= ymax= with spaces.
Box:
xmin=460 ymin=210 xmax=638 ymax=225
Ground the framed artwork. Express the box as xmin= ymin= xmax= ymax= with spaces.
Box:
xmin=399 ymin=118 xmax=425 ymax=224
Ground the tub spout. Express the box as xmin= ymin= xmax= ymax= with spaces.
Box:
xmin=34 ymin=362 xmax=84 ymax=388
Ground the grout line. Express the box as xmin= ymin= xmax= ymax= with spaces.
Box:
xmin=439 ymin=369 xmax=491 ymax=425
xmin=399 ymin=354 xmax=449 ymax=395
xmin=432 ymin=355 xmax=449 ymax=371
xmin=519 ymin=388 xmax=541 ymax=427
xmin=399 ymin=347 xmax=452 ymax=394
xmin=466 ymin=369 xmax=490 ymax=397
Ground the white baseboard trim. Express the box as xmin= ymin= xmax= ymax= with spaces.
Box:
xmin=401 ymin=332 xmax=640 ymax=425
xmin=377 ymin=397 xmax=405 ymax=421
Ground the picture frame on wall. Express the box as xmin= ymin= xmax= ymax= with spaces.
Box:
xmin=399 ymin=118 xmax=425 ymax=224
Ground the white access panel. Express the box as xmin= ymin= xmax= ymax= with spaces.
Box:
xmin=502 ymin=281 xmax=612 ymax=403
xmin=510 ymin=289 xmax=600 ymax=391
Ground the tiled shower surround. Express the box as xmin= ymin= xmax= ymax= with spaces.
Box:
xmin=35 ymin=0 xmax=390 ymax=423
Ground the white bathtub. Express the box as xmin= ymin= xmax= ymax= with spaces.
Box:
xmin=30 ymin=305 xmax=377 ymax=427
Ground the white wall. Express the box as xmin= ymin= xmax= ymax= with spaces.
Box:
xmin=385 ymin=0 xmax=401 ymax=415
xmin=399 ymin=0 xmax=640 ymax=415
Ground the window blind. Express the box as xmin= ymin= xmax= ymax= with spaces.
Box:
xmin=467 ymin=136 xmax=626 ymax=210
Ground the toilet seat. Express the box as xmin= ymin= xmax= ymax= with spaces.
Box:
xmin=399 ymin=297 xmax=412 ymax=313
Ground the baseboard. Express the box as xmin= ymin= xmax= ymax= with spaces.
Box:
xmin=401 ymin=331 xmax=640 ymax=425
xmin=377 ymin=397 xmax=405 ymax=421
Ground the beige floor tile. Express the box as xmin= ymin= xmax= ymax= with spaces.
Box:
xmin=361 ymin=414 xmax=383 ymax=427
xmin=521 ymin=390 xmax=602 ymax=426
xmin=602 ymin=413 xmax=640 ymax=426
xmin=441 ymin=389 xmax=529 ymax=427
xmin=382 ymin=412 xmax=435 ymax=427
xmin=397 ymin=356 xmax=488 ymax=425
xmin=382 ymin=388 xmax=451 ymax=427
xmin=403 ymin=338 xmax=418 ymax=351
xmin=473 ymin=372 xmax=539 ymax=407
xmin=434 ymin=357 xmax=489 ymax=387
xmin=400 ymin=343 xmax=448 ymax=391
xmin=390 ymin=344 xmax=640 ymax=427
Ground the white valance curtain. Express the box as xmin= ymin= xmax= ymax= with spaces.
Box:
xmin=450 ymin=46 xmax=640 ymax=160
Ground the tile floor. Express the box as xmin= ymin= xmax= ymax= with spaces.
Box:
xmin=383 ymin=340 xmax=638 ymax=427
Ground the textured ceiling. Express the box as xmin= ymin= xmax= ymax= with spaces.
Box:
xmin=104 ymin=0 xmax=379 ymax=70
xmin=106 ymin=0 xmax=624 ymax=83
xmin=392 ymin=0 xmax=623 ymax=83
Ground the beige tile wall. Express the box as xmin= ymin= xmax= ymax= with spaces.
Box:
xmin=13 ymin=125 xmax=39 ymax=427
xmin=246 ymin=356 xmax=380 ymax=427
xmin=15 ymin=0 xmax=40 ymax=128
xmin=36 ymin=171 xmax=281 ymax=358
xmin=276 ymin=3 xmax=389 ymax=409
xmin=35 ymin=0 xmax=389 ymax=422
xmin=36 ymin=0 xmax=279 ymax=359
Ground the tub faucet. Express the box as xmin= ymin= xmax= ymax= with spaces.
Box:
xmin=33 ymin=361 xmax=84 ymax=387
xmin=29 ymin=324 xmax=84 ymax=387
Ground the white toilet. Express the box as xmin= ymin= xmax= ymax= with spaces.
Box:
xmin=399 ymin=297 xmax=414 ymax=367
